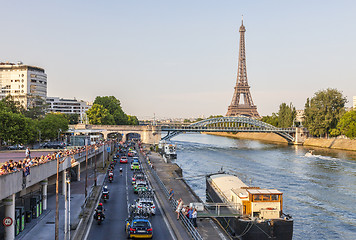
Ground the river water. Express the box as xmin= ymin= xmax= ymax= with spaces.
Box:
xmin=171 ymin=133 xmax=356 ymax=240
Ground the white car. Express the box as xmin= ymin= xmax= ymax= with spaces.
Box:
xmin=136 ymin=198 xmax=156 ymax=215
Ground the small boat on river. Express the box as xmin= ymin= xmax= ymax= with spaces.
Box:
xmin=206 ymin=173 xmax=293 ymax=240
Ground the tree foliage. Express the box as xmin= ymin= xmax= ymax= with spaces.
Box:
xmin=38 ymin=113 xmax=69 ymax=140
xmin=278 ymin=103 xmax=296 ymax=128
xmin=261 ymin=113 xmax=279 ymax=127
xmin=24 ymin=96 xmax=48 ymax=119
xmin=304 ymin=88 xmax=347 ymax=137
xmin=0 ymin=109 xmax=36 ymax=144
xmin=334 ymin=110 xmax=356 ymax=139
xmin=65 ymin=113 xmax=80 ymax=124
xmin=87 ymin=104 xmax=115 ymax=125
xmin=93 ymin=96 xmax=128 ymax=124
xmin=260 ymin=103 xmax=296 ymax=128
xmin=88 ymin=96 xmax=138 ymax=125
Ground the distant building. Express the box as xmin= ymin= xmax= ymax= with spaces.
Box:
xmin=0 ymin=61 xmax=47 ymax=108
xmin=46 ymin=97 xmax=92 ymax=123
xmin=353 ymin=96 xmax=356 ymax=110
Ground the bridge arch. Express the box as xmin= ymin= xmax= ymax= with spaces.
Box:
xmin=161 ymin=117 xmax=295 ymax=143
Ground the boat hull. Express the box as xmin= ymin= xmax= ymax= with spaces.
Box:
xmin=206 ymin=177 xmax=293 ymax=240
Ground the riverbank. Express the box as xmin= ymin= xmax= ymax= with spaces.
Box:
xmin=206 ymin=132 xmax=289 ymax=144
xmin=206 ymin=132 xmax=356 ymax=151
xmin=303 ymin=138 xmax=356 ymax=151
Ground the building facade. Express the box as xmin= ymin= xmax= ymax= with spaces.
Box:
xmin=46 ymin=97 xmax=92 ymax=123
xmin=0 ymin=61 xmax=47 ymax=108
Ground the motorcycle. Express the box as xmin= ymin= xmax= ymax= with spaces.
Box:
xmin=108 ymin=175 xmax=113 ymax=183
xmin=97 ymin=211 xmax=103 ymax=225
xmin=102 ymin=192 xmax=109 ymax=202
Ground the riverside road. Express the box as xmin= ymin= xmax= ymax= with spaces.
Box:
xmin=86 ymin=154 xmax=173 ymax=240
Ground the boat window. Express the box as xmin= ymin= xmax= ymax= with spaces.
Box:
xmin=262 ymin=195 xmax=270 ymax=201
xmin=271 ymin=195 xmax=279 ymax=201
xmin=253 ymin=195 xmax=261 ymax=201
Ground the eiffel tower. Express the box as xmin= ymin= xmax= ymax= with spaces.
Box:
xmin=226 ymin=18 xmax=260 ymax=118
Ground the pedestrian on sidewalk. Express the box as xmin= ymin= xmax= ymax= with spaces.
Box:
xmin=175 ymin=198 xmax=183 ymax=220
xmin=192 ymin=208 xmax=198 ymax=228
xmin=25 ymin=147 xmax=31 ymax=159
xmin=187 ymin=207 xmax=193 ymax=223
xmin=169 ymin=188 xmax=174 ymax=200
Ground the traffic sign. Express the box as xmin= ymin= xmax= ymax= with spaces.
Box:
xmin=107 ymin=147 xmax=111 ymax=152
xmin=3 ymin=217 xmax=13 ymax=227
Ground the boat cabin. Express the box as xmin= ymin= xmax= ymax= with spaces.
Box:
xmin=231 ymin=188 xmax=283 ymax=219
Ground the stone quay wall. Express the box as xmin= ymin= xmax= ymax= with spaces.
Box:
xmin=206 ymin=132 xmax=356 ymax=151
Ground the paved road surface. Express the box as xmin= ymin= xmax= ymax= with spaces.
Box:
xmin=86 ymin=155 xmax=173 ymax=240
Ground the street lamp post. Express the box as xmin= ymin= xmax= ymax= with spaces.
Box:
xmin=55 ymin=154 xmax=66 ymax=240
xmin=38 ymin=130 xmax=41 ymax=146
xmin=94 ymin=146 xmax=97 ymax=186
xmin=85 ymin=145 xmax=88 ymax=199
xmin=58 ymin=129 xmax=62 ymax=142
xmin=55 ymin=156 xmax=59 ymax=240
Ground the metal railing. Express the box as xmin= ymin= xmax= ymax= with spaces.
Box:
xmin=141 ymin=151 xmax=203 ymax=240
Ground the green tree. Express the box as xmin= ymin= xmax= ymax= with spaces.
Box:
xmin=304 ymin=88 xmax=347 ymax=137
xmin=333 ymin=110 xmax=356 ymax=139
xmin=208 ymin=115 xmax=224 ymax=119
xmin=24 ymin=96 xmax=48 ymax=119
xmin=0 ymin=109 xmax=37 ymax=144
xmin=38 ymin=113 xmax=69 ymax=140
xmin=278 ymin=103 xmax=296 ymax=128
xmin=93 ymin=96 xmax=128 ymax=124
xmin=261 ymin=113 xmax=279 ymax=127
xmin=127 ymin=115 xmax=139 ymax=125
xmin=0 ymin=95 xmax=24 ymax=114
xmin=65 ymin=113 xmax=80 ymax=124
xmin=86 ymin=104 xmax=115 ymax=125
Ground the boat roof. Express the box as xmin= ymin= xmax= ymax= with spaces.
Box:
xmin=210 ymin=174 xmax=248 ymax=200
xmin=247 ymin=189 xmax=282 ymax=195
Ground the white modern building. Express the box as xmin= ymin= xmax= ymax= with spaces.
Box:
xmin=46 ymin=97 xmax=92 ymax=123
xmin=0 ymin=61 xmax=47 ymax=108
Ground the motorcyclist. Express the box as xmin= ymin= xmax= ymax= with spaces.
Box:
xmin=95 ymin=203 xmax=105 ymax=219
xmin=103 ymin=185 xmax=109 ymax=193
xmin=119 ymin=167 xmax=123 ymax=175
xmin=102 ymin=185 xmax=109 ymax=199
xmin=108 ymin=171 xmax=114 ymax=178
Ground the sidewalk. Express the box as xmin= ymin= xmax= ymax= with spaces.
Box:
xmin=144 ymin=151 xmax=229 ymax=240
xmin=16 ymin=173 xmax=106 ymax=240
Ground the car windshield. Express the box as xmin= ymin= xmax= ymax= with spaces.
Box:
xmin=137 ymin=184 xmax=146 ymax=187
xmin=141 ymin=202 xmax=153 ymax=206
xmin=132 ymin=221 xmax=150 ymax=228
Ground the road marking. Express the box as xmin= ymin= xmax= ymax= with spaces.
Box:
xmin=210 ymin=219 xmax=228 ymax=240
xmin=138 ymin=149 xmax=177 ymax=240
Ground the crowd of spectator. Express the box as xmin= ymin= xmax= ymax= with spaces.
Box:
xmin=0 ymin=142 xmax=110 ymax=176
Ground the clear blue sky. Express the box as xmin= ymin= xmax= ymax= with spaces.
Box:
xmin=1 ymin=1 xmax=355 ymax=119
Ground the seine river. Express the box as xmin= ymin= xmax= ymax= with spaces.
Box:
xmin=171 ymin=133 xmax=356 ymax=240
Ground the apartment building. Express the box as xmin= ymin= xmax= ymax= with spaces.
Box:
xmin=46 ymin=97 xmax=92 ymax=123
xmin=0 ymin=61 xmax=47 ymax=108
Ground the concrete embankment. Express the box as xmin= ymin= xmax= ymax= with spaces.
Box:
xmin=303 ymin=138 xmax=356 ymax=151
xmin=206 ymin=132 xmax=289 ymax=144
xmin=207 ymin=132 xmax=356 ymax=152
